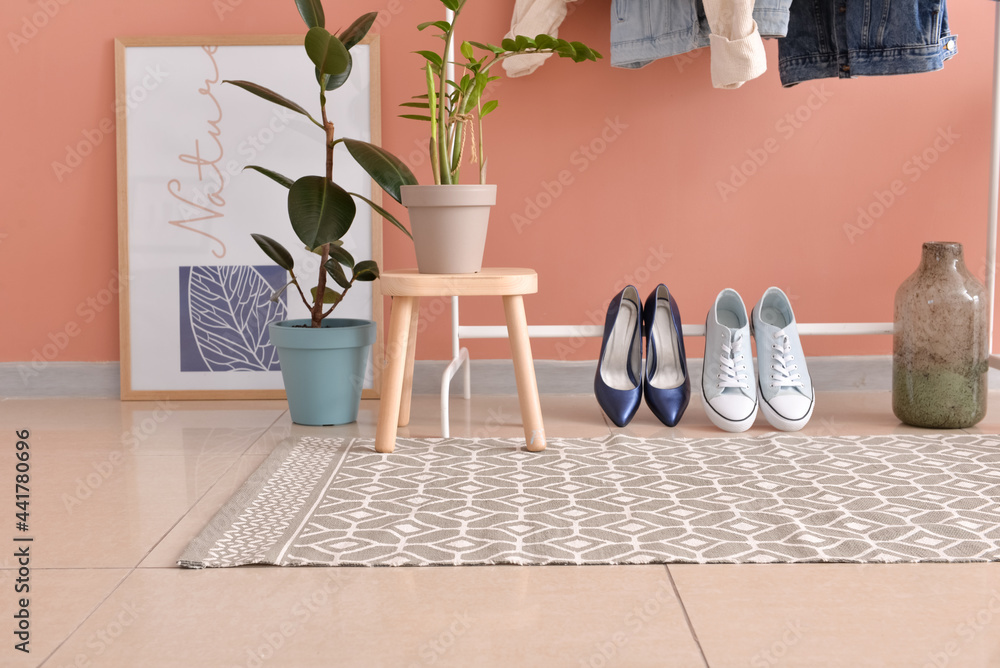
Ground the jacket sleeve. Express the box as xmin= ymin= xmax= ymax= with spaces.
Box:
xmin=502 ymin=0 xmax=574 ymax=78
xmin=702 ymin=0 xmax=767 ymax=89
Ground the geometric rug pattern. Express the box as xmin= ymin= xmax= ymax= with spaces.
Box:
xmin=179 ymin=434 xmax=1000 ymax=568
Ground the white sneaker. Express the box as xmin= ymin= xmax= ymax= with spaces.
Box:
xmin=702 ymin=289 xmax=757 ymax=432
xmin=752 ymin=287 xmax=815 ymax=431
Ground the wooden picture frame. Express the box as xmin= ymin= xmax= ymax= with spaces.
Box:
xmin=115 ymin=35 xmax=383 ymax=400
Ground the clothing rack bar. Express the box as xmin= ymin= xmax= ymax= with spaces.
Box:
xmin=988 ymin=1 xmax=1000 ymax=357
xmin=436 ymin=4 xmax=999 ymax=434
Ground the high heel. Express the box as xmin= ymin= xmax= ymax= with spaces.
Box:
xmin=642 ymin=285 xmax=690 ymax=427
xmin=594 ymin=286 xmax=643 ymax=427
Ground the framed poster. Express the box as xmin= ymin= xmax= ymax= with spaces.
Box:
xmin=115 ymin=35 xmax=383 ymax=400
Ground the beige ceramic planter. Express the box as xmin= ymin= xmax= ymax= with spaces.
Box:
xmin=401 ymin=184 xmax=497 ymax=274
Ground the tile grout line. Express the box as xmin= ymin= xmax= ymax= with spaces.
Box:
xmin=664 ymin=565 xmax=712 ymax=668
xmin=38 ymin=411 xmax=292 ymax=664
xmin=132 ymin=410 xmax=289 ymax=569
xmin=36 ymin=569 xmax=133 ymax=667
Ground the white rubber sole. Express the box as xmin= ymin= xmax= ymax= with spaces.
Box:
xmin=702 ymin=394 xmax=758 ymax=433
xmin=760 ymin=396 xmax=814 ymax=432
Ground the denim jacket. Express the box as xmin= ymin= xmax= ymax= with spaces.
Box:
xmin=610 ymin=0 xmax=792 ymax=69
xmin=778 ymin=0 xmax=957 ymax=86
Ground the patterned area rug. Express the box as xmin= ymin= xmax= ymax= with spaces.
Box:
xmin=179 ymin=434 xmax=1000 ymax=568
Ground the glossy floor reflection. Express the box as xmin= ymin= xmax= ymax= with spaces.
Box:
xmin=0 ymin=392 xmax=997 ymax=667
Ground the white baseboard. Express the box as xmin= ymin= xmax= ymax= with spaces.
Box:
xmin=5 ymin=356 xmax=986 ymax=399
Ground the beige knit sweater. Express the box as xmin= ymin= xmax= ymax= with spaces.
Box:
xmin=502 ymin=0 xmax=766 ymax=88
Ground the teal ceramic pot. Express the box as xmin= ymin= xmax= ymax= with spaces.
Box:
xmin=268 ymin=319 xmax=376 ymax=426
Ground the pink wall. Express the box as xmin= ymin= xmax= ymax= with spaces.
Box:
xmin=1 ymin=0 xmax=995 ymax=366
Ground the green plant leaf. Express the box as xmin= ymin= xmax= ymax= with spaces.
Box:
xmin=251 ymin=233 xmax=295 ymax=271
xmin=570 ymin=41 xmax=600 ymax=61
xmin=312 ymin=283 xmax=343 ymax=302
xmin=501 ymin=38 xmax=517 ymax=52
xmin=287 ymin=176 xmax=356 ymax=250
xmin=295 ymin=0 xmax=325 ymax=28
xmin=327 ymin=243 xmax=355 ymax=269
xmin=400 ymin=101 xmax=430 ymax=108
xmin=460 ymin=41 xmax=474 ymax=60
xmin=415 ymin=50 xmax=443 ymax=68
xmin=244 ymin=165 xmax=294 ymax=189
xmin=533 ymin=34 xmax=554 ymax=50
xmin=317 ymin=48 xmax=352 ymax=91
xmin=438 ymin=0 xmax=462 ymax=13
xmin=270 ymin=280 xmax=294 ymax=303
xmin=480 ymin=99 xmax=498 ymax=117
xmin=323 ymin=260 xmax=352 ymax=290
xmin=343 ymin=139 xmax=418 ymax=204
xmin=223 ymin=80 xmax=319 ymax=126
xmin=339 ymin=12 xmax=377 ymax=50
xmin=514 ymin=35 xmax=533 ymax=51
xmin=305 ymin=27 xmax=350 ymax=78
xmin=417 ymin=20 xmax=451 ymax=32
xmin=400 ymin=114 xmax=433 ymax=121
xmin=353 ymin=260 xmax=380 ymax=282
xmin=349 ymin=192 xmax=413 ymax=240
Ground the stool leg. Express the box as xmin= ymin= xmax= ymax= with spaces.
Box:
xmin=375 ymin=296 xmax=415 ymax=454
xmin=502 ymin=295 xmax=546 ymax=452
xmin=398 ymin=300 xmax=420 ymax=427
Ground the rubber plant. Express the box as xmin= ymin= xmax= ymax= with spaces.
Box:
xmin=403 ymin=0 xmax=602 ymax=185
xmin=225 ymin=0 xmax=417 ymax=328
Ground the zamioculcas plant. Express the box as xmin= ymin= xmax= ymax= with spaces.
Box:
xmin=225 ymin=0 xmax=418 ymax=328
xmin=403 ymin=0 xmax=601 ymax=185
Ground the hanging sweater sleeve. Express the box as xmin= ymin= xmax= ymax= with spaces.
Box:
xmin=703 ymin=0 xmax=767 ymax=89
xmin=502 ymin=0 xmax=575 ymax=78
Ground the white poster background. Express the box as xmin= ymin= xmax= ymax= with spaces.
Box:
xmin=121 ymin=40 xmax=375 ymax=393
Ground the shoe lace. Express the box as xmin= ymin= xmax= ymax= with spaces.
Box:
xmin=769 ymin=330 xmax=804 ymax=390
xmin=718 ymin=333 xmax=749 ymax=390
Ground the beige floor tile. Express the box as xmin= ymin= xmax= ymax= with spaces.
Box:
xmin=46 ymin=565 xmax=706 ymax=668
xmin=0 ymin=568 xmax=129 ymax=668
xmin=671 ymin=563 xmax=1000 ymax=668
xmin=140 ymin=455 xmax=269 ymax=569
xmin=0 ymin=448 xmax=241 ymax=569
xmin=247 ymin=394 xmax=611 ymax=455
xmin=0 ymin=398 xmax=285 ymax=454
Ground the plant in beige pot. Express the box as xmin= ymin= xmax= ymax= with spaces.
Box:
xmin=402 ymin=0 xmax=601 ymax=274
xmin=225 ymin=0 xmax=417 ymax=426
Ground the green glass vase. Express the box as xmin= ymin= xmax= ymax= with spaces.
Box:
xmin=892 ymin=242 xmax=988 ymax=428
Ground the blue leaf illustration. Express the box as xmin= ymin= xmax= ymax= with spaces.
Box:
xmin=186 ymin=266 xmax=286 ymax=372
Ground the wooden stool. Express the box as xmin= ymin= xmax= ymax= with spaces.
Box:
xmin=375 ymin=268 xmax=546 ymax=454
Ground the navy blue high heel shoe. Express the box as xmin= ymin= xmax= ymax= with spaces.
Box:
xmin=642 ymin=285 xmax=690 ymax=427
xmin=594 ymin=286 xmax=643 ymax=427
